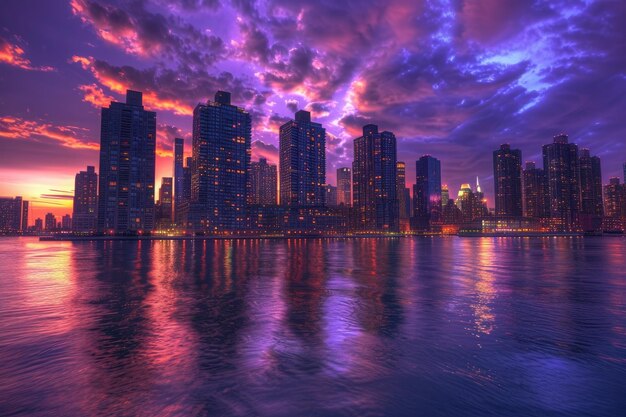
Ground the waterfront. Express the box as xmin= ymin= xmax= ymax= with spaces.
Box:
xmin=0 ymin=237 xmax=625 ymax=416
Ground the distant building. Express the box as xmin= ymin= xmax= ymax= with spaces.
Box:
xmin=413 ymin=155 xmax=442 ymax=230
xmin=72 ymin=166 xmax=98 ymax=233
xmin=97 ymin=90 xmax=156 ymax=234
xmin=456 ymin=183 xmax=488 ymax=223
xmin=45 ymin=213 xmax=56 ymax=232
xmin=325 ymin=184 xmax=338 ymax=206
xmin=173 ymin=138 xmax=185 ymax=222
xmin=579 ymin=149 xmax=603 ymax=216
xmin=61 ymin=214 xmax=72 ymax=230
xmin=155 ymin=177 xmax=173 ymax=229
xmin=0 ymin=196 xmax=28 ymax=234
xmin=493 ymin=144 xmax=522 ymax=217
xmin=396 ymin=162 xmax=410 ymax=219
xmin=191 ymin=91 xmax=251 ymax=231
xmin=337 ymin=167 xmax=352 ymax=206
xmin=279 ymin=110 xmax=325 ymax=206
xmin=250 ymin=158 xmax=278 ymax=205
xmin=542 ymin=134 xmax=581 ymax=231
xmin=34 ymin=218 xmax=43 ymax=232
xmin=352 ymin=124 xmax=398 ymax=232
xmin=603 ymin=177 xmax=625 ymax=232
xmin=441 ymin=185 xmax=449 ymax=207
xmin=522 ymin=162 xmax=549 ymax=218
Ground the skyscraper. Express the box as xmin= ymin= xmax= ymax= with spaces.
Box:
xmin=542 ymin=134 xmax=581 ymax=230
xmin=45 ymin=213 xmax=56 ymax=232
xmin=72 ymin=166 xmax=98 ymax=233
xmin=97 ymin=90 xmax=156 ymax=234
xmin=250 ymin=157 xmax=278 ymax=205
xmin=522 ymin=162 xmax=549 ymax=218
xmin=493 ymin=144 xmax=523 ymax=217
xmin=352 ymin=124 xmax=398 ymax=232
xmin=603 ymin=177 xmax=625 ymax=232
xmin=441 ymin=184 xmax=449 ymax=207
xmin=279 ymin=110 xmax=325 ymax=206
xmin=336 ymin=167 xmax=352 ymax=206
xmin=396 ymin=162 xmax=410 ymax=219
xmin=191 ymin=91 xmax=251 ymax=231
xmin=579 ymin=149 xmax=603 ymax=216
xmin=413 ymin=155 xmax=442 ymax=230
xmin=173 ymin=137 xmax=184 ymax=222
xmin=61 ymin=214 xmax=72 ymax=230
xmin=155 ymin=177 xmax=173 ymax=229
xmin=325 ymin=184 xmax=338 ymax=206
xmin=0 ymin=196 xmax=27 ymax=234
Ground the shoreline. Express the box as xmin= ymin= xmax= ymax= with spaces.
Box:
xmin=31 ymin=233 xmax=624 ymax=241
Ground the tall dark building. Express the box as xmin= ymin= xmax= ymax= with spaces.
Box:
xmin=396 ymin=162 xmax=410 ymax=219
xmin=325 ymin=184 xmax=338 ymax=206
xmin=155 ymin=177 xmax=173 ymax=228
xmin=336 ymin=167 xmax=352 ymax=206
xmin=579 ymin=149 xmax=603 ymax=216
xmin=250 ymin=158 xmax=278 ymax=205
xmin=72 ymin=166 xmax=98 ymax=233
xmin=604 ymin=178 xmax=624 ymax=218
xmin=522 ymin=162 xmax=549 ymax=218
xmin=0 ymin=196 xmax=28 ymax=234
xmin=183 ymin=157 xmax=192 ymax=202
xmin=173 ymin=138 xmax=184 ymax=221
xmin=413 ymin=155 xmax=442 ymax=230
xmin=542 ymin=134 xmax=581 ymax=230
xmin=279 ymin=110 xmax=325 ymax=206
xmin=352 ymin=124 xmax=398 ymax=232
xmin=493 ymin=144 xmax=523 ymax=217
xmin=191 ymin=91 xmax=251 ymax=231
xmin=45 ymin=213 xmax=56 ymax=232
xmin=623 ymin=162 xmax=626 ymax=183
xmin=97 ymin=90 xmax=156 ymax=234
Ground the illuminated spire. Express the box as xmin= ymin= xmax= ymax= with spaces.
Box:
xmin=476 ymin=176 xmax=481 ymax=193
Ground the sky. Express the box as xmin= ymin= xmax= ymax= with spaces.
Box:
xmin=0 ymin=0 xmax=625 ymax=223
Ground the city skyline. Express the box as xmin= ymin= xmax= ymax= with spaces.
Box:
xmin=1 ymin=0 xmax=625 ymax=222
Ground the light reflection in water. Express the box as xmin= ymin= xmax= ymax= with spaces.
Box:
xmin=0 ymin=236 xmax=625 ymax=417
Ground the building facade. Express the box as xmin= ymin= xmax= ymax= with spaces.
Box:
xmin=0 ymin=196 xmax=28 ymax=234
xmin=522 ymin=162 xmax=549 ymax=218
xmin=352 ymin=124 xmax=398 ymax=232
xmin=249 ymin=158 xmax=278 ymax=205
xmin=191 ymin=91 xmax=251 ymax=231
xmin=97 ymin=90 xmax=156 ymax=234
xmin=279 ymin=110 xmax=326 ymax=206
xmin=72 ymin=166 xmax=98 ymax=233
xmin=155 ymin=177 xmax=173 ymax=229
xmin=173 ymin=138 xmax=185 ymax=222
xmin=336 ymin=167 xmax=352 ymax=206
xmin=413 ymin=155 xmax=442 ymax=230
xmin=542 ymin=134 xmax=581 ymax=231
xmin=493 ymin=144 xmax=523 ymax=217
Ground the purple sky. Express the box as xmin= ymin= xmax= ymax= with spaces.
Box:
xmin=1 ymin=0 xmax=625 ymax=221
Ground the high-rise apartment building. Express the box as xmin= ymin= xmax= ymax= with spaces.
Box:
xmin=493 ymin=144 xmax=522 ymax=217
xmin=352 ymin=124 xmax=398 ymax=232
xmin=542 ymin=134 xmax=581 ymax=231
xmin=250 ymin=158 xmax=278 ymax=205
xmin=279 ymin=110 xmax=325 ymax=206
xmin=396 ymin=162 xmax=410 ymax=219
xmin=579 ymin=149 xmax=603 ymax=216
xmin=336 ymin=167 xmax=352 ymax=206
xmin=413 ymin=155 xmax=442 ymax=229
xmin=191 ymin=91 xmax=251 ymax=231
xmin=72 ymin=166 xmax=98 ymax=233
xmin=522 ymin=162 xmax=549 ymax=218
xmin=173 ymin=138 xmax=184 ymax=221
xmin=0 ymin=196 xmax=28 ymax=234
xmin=97 ymin=90 xmax=156 ymax=234
xmin=155 ymin=177 xmax=173 ymax=228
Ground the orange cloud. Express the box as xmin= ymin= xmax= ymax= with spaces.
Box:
xmin=0 ymin=37 xmax=53 ymax=71
xmin=72 ymin=55 xmax=193 ymax=115
xmin=0 ymin=116 xmax=99 ymax=150
xmin=78 ymin=83 xmax=115 ymax=108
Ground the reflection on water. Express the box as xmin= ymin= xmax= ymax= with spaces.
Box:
xmin=1 ymin=236 xmax=625 ymax=417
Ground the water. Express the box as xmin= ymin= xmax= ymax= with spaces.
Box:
xmin=0 ymin=237 xmax=625 ymax=417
